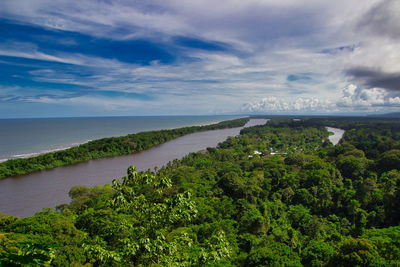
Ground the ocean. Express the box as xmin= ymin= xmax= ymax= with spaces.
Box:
xmin=0 ymin=115 xmax=240 ymax=161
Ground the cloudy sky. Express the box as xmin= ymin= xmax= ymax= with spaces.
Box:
xmin=1 ymin=0 xmax=399 ymax=117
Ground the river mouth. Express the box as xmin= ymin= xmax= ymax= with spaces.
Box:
xmin=0 ymin=119 xmax=267 ymax=218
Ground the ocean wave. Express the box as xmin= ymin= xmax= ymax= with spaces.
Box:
xmin=0 ymin=140 xmax=93 ymax=162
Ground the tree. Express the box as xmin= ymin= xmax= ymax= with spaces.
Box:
xmin=362 ymin=226 xmax=400 ymax=265
xmin=1 ymin=211 xmax=86 ymax=266
xmin=83 ymin=166 xmax=198 ymax=265
xmin=0 ymin=234 xmax=56 ymax=266
xmin=246 ymin=240 xmax=302 ymax=266
xmin=218 ymin=171 xmax=245 ymax=199
xmin=301 ymin=240 xmax=334 ymax=267
xmin=329 ymin=238 xmax=385 ymax=266
xmin=84 ymin=166 xmax=232 ymax=266
xmin=378 ymin=149 xmax=400 ymax=173
xmin=336 ymin=155 xmax=370 ymax=181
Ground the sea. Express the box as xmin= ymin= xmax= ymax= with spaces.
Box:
xmin=0 ymin=115 xmax=240 ymax=162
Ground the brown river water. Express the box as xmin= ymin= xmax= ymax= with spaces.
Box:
xmin=0 ymin=119 xmax=267 ymax=217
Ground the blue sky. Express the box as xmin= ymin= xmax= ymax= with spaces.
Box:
xmin=1 ymin=0 xmax=399 ymax=118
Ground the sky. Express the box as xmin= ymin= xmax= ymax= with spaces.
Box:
xmin=1 ymin=0 xmax=400 ymax=118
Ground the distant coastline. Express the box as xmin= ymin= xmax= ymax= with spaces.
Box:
xmin=0 ymin=117 xmax=249 ymax=178
xmin=0 ymin=115 xmax=241 ymax=162
xmin=0 ymin=141 xmax=93 ymax=163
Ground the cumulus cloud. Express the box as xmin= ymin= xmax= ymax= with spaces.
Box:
xmin=1 ymin=0 xmax=400 ymax=116
xmin=338 ymin=84 xmax=386 ymax=107
xmin=345 ymin=67 xmax=400 ymax=92
xmin=241 ymin=96 xmax=334 ymax=113
xmin=337 ymin=84 xmax=400 ymax=109
xmin=243 ymin=84 xmax=400 ymax=114
xmin=388 ymin=97 xmax=400 ymax=105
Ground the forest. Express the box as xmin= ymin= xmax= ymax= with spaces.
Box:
xmin=0 ymin=118 xmax=249 ymax=179
xmin=1 ymin=117 xmax=400 ymax=266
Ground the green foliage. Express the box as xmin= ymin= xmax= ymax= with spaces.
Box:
xmin=0 ymin=234 xmax=56 ymax=266
xmin=1 ymin=212 xmax=86 ymax=266
xmin=378 ymin=149 xmax=400 ymax=173
xmin=68 ymin=184 xmax=114 ymax=213
xmin=79 ymin=166 xmax=233 ymax=266
xmin=362 ymin=226 xmax=400 ymax=265
xmin=1 ymin=117 xmax=400 ymax=265
xmin=336 ymin=154 xmax=370 ymax=181
xmin=329 ymin=238 xmax=385 ymax=266
xmin=246 ymin=240 xmax=302 ymax=266
xmin=301 ymin=240 xmax=334 ymax=266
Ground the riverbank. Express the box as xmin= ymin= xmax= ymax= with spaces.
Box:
xmin=0 ymin=118 xmax=250 ymax=179
xmin=0 ymin=118 xmax=267 ymax=217
xmin=1 ymin=116 xmax=243 ymax=161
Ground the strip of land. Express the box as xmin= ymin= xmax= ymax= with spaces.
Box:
xmin=0 ymin=117 xmax=249 ymax=178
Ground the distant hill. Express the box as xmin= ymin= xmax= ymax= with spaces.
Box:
xmin=368 ymin=112 xmax=400 ymax=118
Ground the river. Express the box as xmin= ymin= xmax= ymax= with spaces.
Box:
xmin=0 ymin=119 xmax=267 ymax=217
xmin=326 ymin=127 xmax=345 ymax=145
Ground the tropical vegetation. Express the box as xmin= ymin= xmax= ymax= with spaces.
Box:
xmin=1 ymin=117 xmax=400 ymax=266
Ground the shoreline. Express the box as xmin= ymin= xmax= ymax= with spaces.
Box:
xmin=0 ymin=117 xmax=250 ymax=178
xmin=0 ymin=141 xmax=93 ymax=163
xmin=0 ymin=118 xmax=265 ymax=217
xmin=1 ymin=116 xmax=246 ymax=163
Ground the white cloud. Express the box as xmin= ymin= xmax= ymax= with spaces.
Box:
xmin=1 ymin=0 xmax=400 ymax=115
xmin=0 ymin=42 xmax=82 ymax=65
xmin=337 ymin=84 xmax=400 ymax=109
xmin=243 ymin=84 xmax=400 ymax=114
xmin=388 ymin=97 xmax=400 ymax=105
xmin=241 ymin=96 xmax=334 ymax=113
